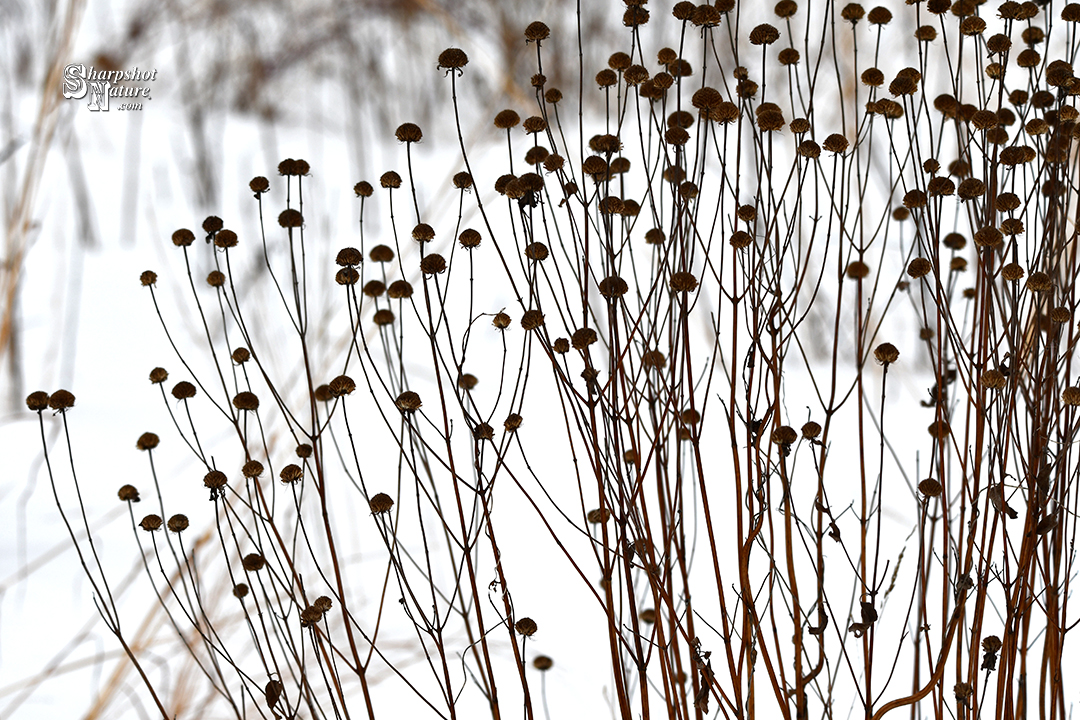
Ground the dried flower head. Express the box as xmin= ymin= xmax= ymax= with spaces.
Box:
xmin=370 ymin=245 xmax=395 ymax=263
xmin=380 ymin=171 xmax=402 ymax=189
xmin=233 ymin=391 xmax=260 ymax=411
xmin=396 ymin=391 xmax=422 ymax=413
xmin=278 ymin=209 xmax=303 ymax=228
xmin=118 ymin=484 xmax=140 ymax=502
xmin=149 ymin=367 xmax=168 ymax=384
xmin=749 ymin=23 xmax=780 ymax=44
xmin=438 ymin=48 xmax=469 ymax=70
xmin=336 ymin=268 xmax=360 ymax=286
xmin=354 ymin=181 xmax=373 ymax=197
xmin=504 ymin=413 xmax=524 ymax=432
xmin=458 ymin=229 xmax=482 ymax=249
xmin=242 ymin=460 xmax=264 ymax=478
xmin=279 ymin=464 xmax=303 ymax=483
xmin=167 ymin=514 xmax=189 ymax=533
xmin=670 ymin=271 xmax=698 ymax=293
xmin=520 ymin=309 xmax=545 ymax=331
xmin=420 ymin=254 xmax=447 ymax=275
xmin=139 ymin=514 xmax=163 ymax=532
xmin=329 ymin=375 xmax=356 ymax=397
xmin=336 ymin=247 xmax=362 ymax=267
xmin=242 ymin=553 xmax=266 ymax=571
xmin=874 ymin=343 xmax=899 ymax=364
xmin=515 ymin=617 xmax=538 ymax=636
xmin=172 ymin=228 xmax=195 ymax=247
xmin=140 ymin=270 xmax=157 ymax=286
xmin=137 ymin=432 xmax=160 ymax=451
xmin=48 ymin=390 xmax=76 ymax=411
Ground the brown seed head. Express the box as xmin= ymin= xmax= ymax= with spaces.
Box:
xmin=493 ymin=312 xmax=512 ymax=329
xmin=26 ymin=390 xmax=50 ymax=411
xmin=459 ymin=229 xmax=482 ymax=249
xmin=504 ymin=413 xmax=523 ymax=432
xmin=473 ymin=422 xmax=495 ymax=440
xmin=957 ymin=178 xmax=986 ymax=200
xmin=572 ymin=328 xmax=598 ymax=349
xmin=370 ymin=244 xmax=395 ymax=262
xmin=515 ymin=617 xmax=538 ymax=636
xmin=204 ymin=470 xmax=227 ymax=490
xmin=823 ymin=133 xmax=850 ymax=153
xmin=336 ymin=247 xmax=362 ymax=267
xmin=354 ymin=181 xmax=373 ymax=197
xmin=874 ymin=343 xmax=899 ymax=364
xmin=140 ymin=514 xmax=163 ymax=532
xmin=919 ymin=478 xmax=943 ymax=497
xmin=172 ymin=228 xmax=195 ymax=247
xmin=214 ymin=229 xmax=238 ymax=248
xmin=167 ymin=514 xmax=189 ymax=533
xmin=232 ymin=347 xmax=250 ymax=364
xmin=242 ymin=553 xmax=266 ymax=571
xmin=137 ymin=432 xmax=160 ymax=450
xmin=233 ymin=391 xmax=259 ymax=411
xmin=907 ymin=258 xmax=933 ymax=278
xmin=841 ymin=3 xmax=865 ymax=22
xmin=279 ymin=464 xmax=303 ymax=483
xmin=329 ymin=375 xmax=356 ymax=397
xmin=861 ymin=68 xmax=884 ymax=86
xmin=599 ymin=275 xmax=629 ymax=299
xmin=867 ymin=6 xmax=892 ymax=23
xmin=335 ymin=268 xmax=359 ymax=285
xmin=202 ymin=216 xmax=223 ymax=235
xmin=118 ymin=484 xmax=140 ymax=502
xmin=206 ymin=270 xmax=226 ymax=288
xmin=48 ymin=390 xmax=75 ymax=411
xmin=278 ymin=209 xmax=303 ymax=228
xmin=846 ymin=261 xmax=870 ymax=279
xmin=520 ymin=309 xmax=545 ymax=330
xmin=242 ymin=460 xmax=264 ymax=478
xmin=749 ymin=23 xmax=780 ymax=44
xmin=525 ymin=242 xmax=549 ymax=261
xmin=1064 ymin=386 xmax=1080 ymax=405
xmin=438 ymin=48 xmax=469 ymax=70
xmin=396 ymin=391 xmax=422 ymax=413
xmin=140 ymin=270 xmax=157 ymax=286
xmin=802 ymin=421 xmax=822 ymax=439
xmin=412 ymin=223 xmax=435 ymax=243
xmin=420 ymin=254 xmax=447 ymax=275
xmin=380 ymin=171 xmax=402 ymax=189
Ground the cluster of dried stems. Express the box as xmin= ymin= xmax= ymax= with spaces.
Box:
xmin=24 ymin=0 xmax=1080 ymax=718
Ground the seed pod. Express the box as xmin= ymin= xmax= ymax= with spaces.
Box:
xmin=139 ymin=514 xmax=162 ymax=532
xmin=137 ymin=432 xmax=160 ymax=450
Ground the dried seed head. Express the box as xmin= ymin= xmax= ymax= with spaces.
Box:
xmin=1064 ymin=2 xmax=1080 ymax=20
xmin=394 ymin=122 xmax=423 ymax=144
xmin=903 ymin=190 xmax=927 ymax=209
xmin=515 ymin=617 xmax=538 ymax=636
xmin=623 ymin=6 xmax=649 ymax=25
xmin=772 ymin=425 xmax=798 ymax=445
xmin=798 ymin=140 xmax=821 ymax=158
xmin=533 ymin=655 xmax=553 ymax=670
xmin=919 ymin=478 xmax=943 ymax=497
xmin=525 ymin=146 xmax=550 ymax=166
xmin=670 ymin=271 xmax=698 ymax=293
xmin=167 ymin=514 xmax=189 ymax=533
xmin=914 ymin=25 xmax=937 ymax=41
xmin=874 ymin=343 xmax=899 ymax=364
xmin=242 ymin=553 xmax=265 ymax=571
xmin=279 ymin=464 xmax=303 ymax=483
xmin=544 ymin=88 xmax=563 ymax=104
xmin=801 ymin=421 xmax=822 ymax=439
xmin=956 ymin=178 xmax=986 ymax=200
xmin=137 ymin=432 xmax=160 ymax=450
xmin=232 ymin=583 xmax=249 ymax=599
xmin=140 ymin=514 xmax=163 ymax=531
xmin=438 ymin=48 xmax=469 ymax=70
xmin=664 ymin=126 xmax=690 ymax=145
xmin=204 ymin=470 xmax=227 ymax=490
xmin=927 ymin=177 xmax=955 ymax=196
xmin=26 ymin=390 xmax=49 ymax=411
xmin=203 ymin=216 xmax=223 ymax=235
xmin=171 ymin=381 xmax=196 ymax=400
xmin=524 ymin=242 xmax=549 ymax=261
xmin=775 ymin=0 xmax=798 ymax=16
xmin=973 ymin=226 xmax=1004 ymax=248
xmin=420 ymin=254 xmax=447 ymax=275
xmin=458 ymin=373 xmax=478 ymax=390
xmin=387 ymin=280 xmax=414 ymax=298
xmin=981 ymin=369 xmax=1006 ymax=390
xmin=572 ymin=328 xmax=598 ymax=349
xmin=206 ymin=270 xmax=226 ymax=288
xmin=1051 ymin=306 xmax=1071 ymax=324
xmin=599 ymin=275 xmax=629 ymax=299
xmin=1063 ymin=386 xmax=1080 ymax=405
xmin=396 ymin=391 xmax=422 ymax=413
xmin=49 ymin=390 xmax=76 ymax=411
xmin=846 ymin=261 xmax=870 ymax=279
xmin=214 ymin=229 xmax=238 ymax=249
xmin=412 ymin=223 xmax=435 ymax=243
xmin=950 ymin=257 xmax=968 ymax=273
xmin=553 ymin=338 xmax=570 ymax=354
xmin=504 ymin=413 xmax=523 ymax=432
xmin=681 ymin=408 xmax=701 ymax=425
xmin=149 ymin=367 xmax=169 ymax=384
xmin=673 ymin=1 xmax=696 ymax=19
xmin=522 ymin=116 xmax=547 ymax=134
xmin=329 ymin=375 xmax=356 ymax=397
xmin=1017 ymin=48 xmax=1041 ymax=67
xmin=1027 ymin=272 xmax=1053 ymax=291
xmin=493 ymin=312 xmax=512 ymax=329
xmin=380 ymin=171 xmax=402 ymax=189
xmin=893 ymin=207 xmax=910 ymax=221
xmin=370 ymin=244 xmax=395 ymax=262
xmin=473 ymin=422 xmax=495 ymax=440
xmin=927 ymin=420 xmax=951 ymax=439
xmin=231 ymin=347 xmax=250 ymax=365
xmin=861 ymin=68 xmax=884 ymax=86
xmin=623 ymin=65 xmax=649 ymax=85
xmin=749 ymin=23 xmax=780 ymax=44
xmin=608 ymin=52 xmax=631 ymax=71
xmin=520 ymin=309 xmax=545 ymax=330
xmin=140 ymin=270 xmax=157 ymax=286
xmin=777 ymin=48 xmax=800 ymax=65
xmin=361 ymin=280 xmax=385 ymax=299
xmin=642 ymin=350 xmax=666 ymax=368
xmin=314 ymin=384 xmax=332 ymax=402
xmin=960 ymin=15 xmax=986 ymax=34
xmin=233 ymin=391 xmax=260 ymax=411
xmin=729 ymin=230 xmax=753 ymax=249
xmin=587 ymin=508 xmax=612 ymax=524
xmin=336 ymin=247 xmax=362 ymax=267
xmin=172 ymin=228 xmax=195 ymax=247
xmin=336 ymin=268 xmax=359 ymax=285
xmin=907 ymin=258 xmax=933 ymax=278
xmin=278 ymin=209 xmax=303 ymax=228
xmin=868 ymin=6 xmax=892 ymax=23
xmin=1001 ymin=263 xmax=1024 ymax=282
xmin=118 ymin=484 xmax=140 ymax=502
xmin=354 ymin=181 xmax=374 ymax=197
xmin=790 ymin=118 xmax=810 ymax=134
xmin=312 ymin=595 xmax=333 ymax=612
xmin=373 ymin=308 xmax=395 ymax=326
xmin=458 ymin=229 xmax=482 ymax=249
xmin=823 ymin=134 xmax=850 ymax=153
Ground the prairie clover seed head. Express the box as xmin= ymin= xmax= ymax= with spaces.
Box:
xmin=504 ymin=413 xmax=523 ymax=432
xmin=137 ymin=432 xmax=160 ymax=450
xmin=670 ymin=271 xmax=698 ymax=293
xmin=374 ymin=309 xmax=395 ymax=326
xmin=553 ymin=338 xmax=570 ymax=354
xmin=242 ymin=460 xmax=264 ymax=478
xmin=167 ymin=514 xmax=189 ymax=533
xmin=118 ymin=484 xmax=140 ymax=502
xmin=874 ymin=343 xmax=899 ymax=365
xmin=49 ymin=390 xmax=75 ymax=411
xmin=250 ymin=176 xmax=269 ymax=195
xmin=242 ymin=553 xmax=266 ymax=571
xmin=524 ymin=20 xmax=550 ymax=42
xmin=336 ymin=247 xmax=362 ymax=266
xmin=370 ymin=493 xmax=394 ymax=514
xmin=149 ymin=367 xmax=168 ymax=384
xmin=369 ymin=244 xmax=395 ymax=262
xmin=520 ymin=310 xmax=545 ymax=331
xmin=202 ymin=215 xmax=223 ymax=237
xmin=363 ymin=280 xmax=386 ymax=298
xmin=172 ymin=381 xmax=196 ymax=399
xmin=232 ymin=347 xmax=250 ymax=364
xmin=533 ymin=656 xmax=553 ymax=670
xmin=329 ymin=375 xmax=356 ymax=397
xmin=278 ymin=209 xmax=303 ymax=228
xmin=336 ymin=268 xmax=359 ymax=285
xmin=214 ymin=229 xmax=238 ymax=248
xmin=420 ymin=254 xmax=447 ymax=275
xmin=437 ymin=47 xmax=469 ymax=71
xmin=140 ymin=514 xmax=163 ymax=531
xmin=233 ymin=583 xmax=249 ymax=598
xmin=354 ymin=181 xmax=373 ymax=197
xmin=172 ymin=228 xmax=195 ymax=246
xmin=207 ymin=270 xmax=226 ymax=287
xmin=515 ymin=617 xmax=538 ymax=636
xmin=279 ymin=464 xmax=303 ymax=483
xmin=296 ymin=444 xmax=313 ymax=458
xmin=140 ymin=270 xmax=157 ymax=286
xmin=493 ymin=312 xmax=511 ymax=329
xmin=387 ymin=280 xmax=413 ymax=298
xmin=458 ymin=373 xmax=478 ymax=390
xmin=453 ymin=171 xmax=473 ymax=189
xmin=380 ymin=171 xmax=402 ymax=189
xmin=412 ymin=223 xmax=435 ymax=243
xmin=233 ymin=391 xmax=260 ymax=411
xmin=473 ymin=422 xmax=495 ymax=440
xmin=26 ymin=391 xmax=49 ymax=411
xmin=396 ymin=391 xmax=422 ymax=413
xmin=394 ymin=122 xmax=422 ymax=143
xmin=204 ymin=470 xmax=227 ymax=490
